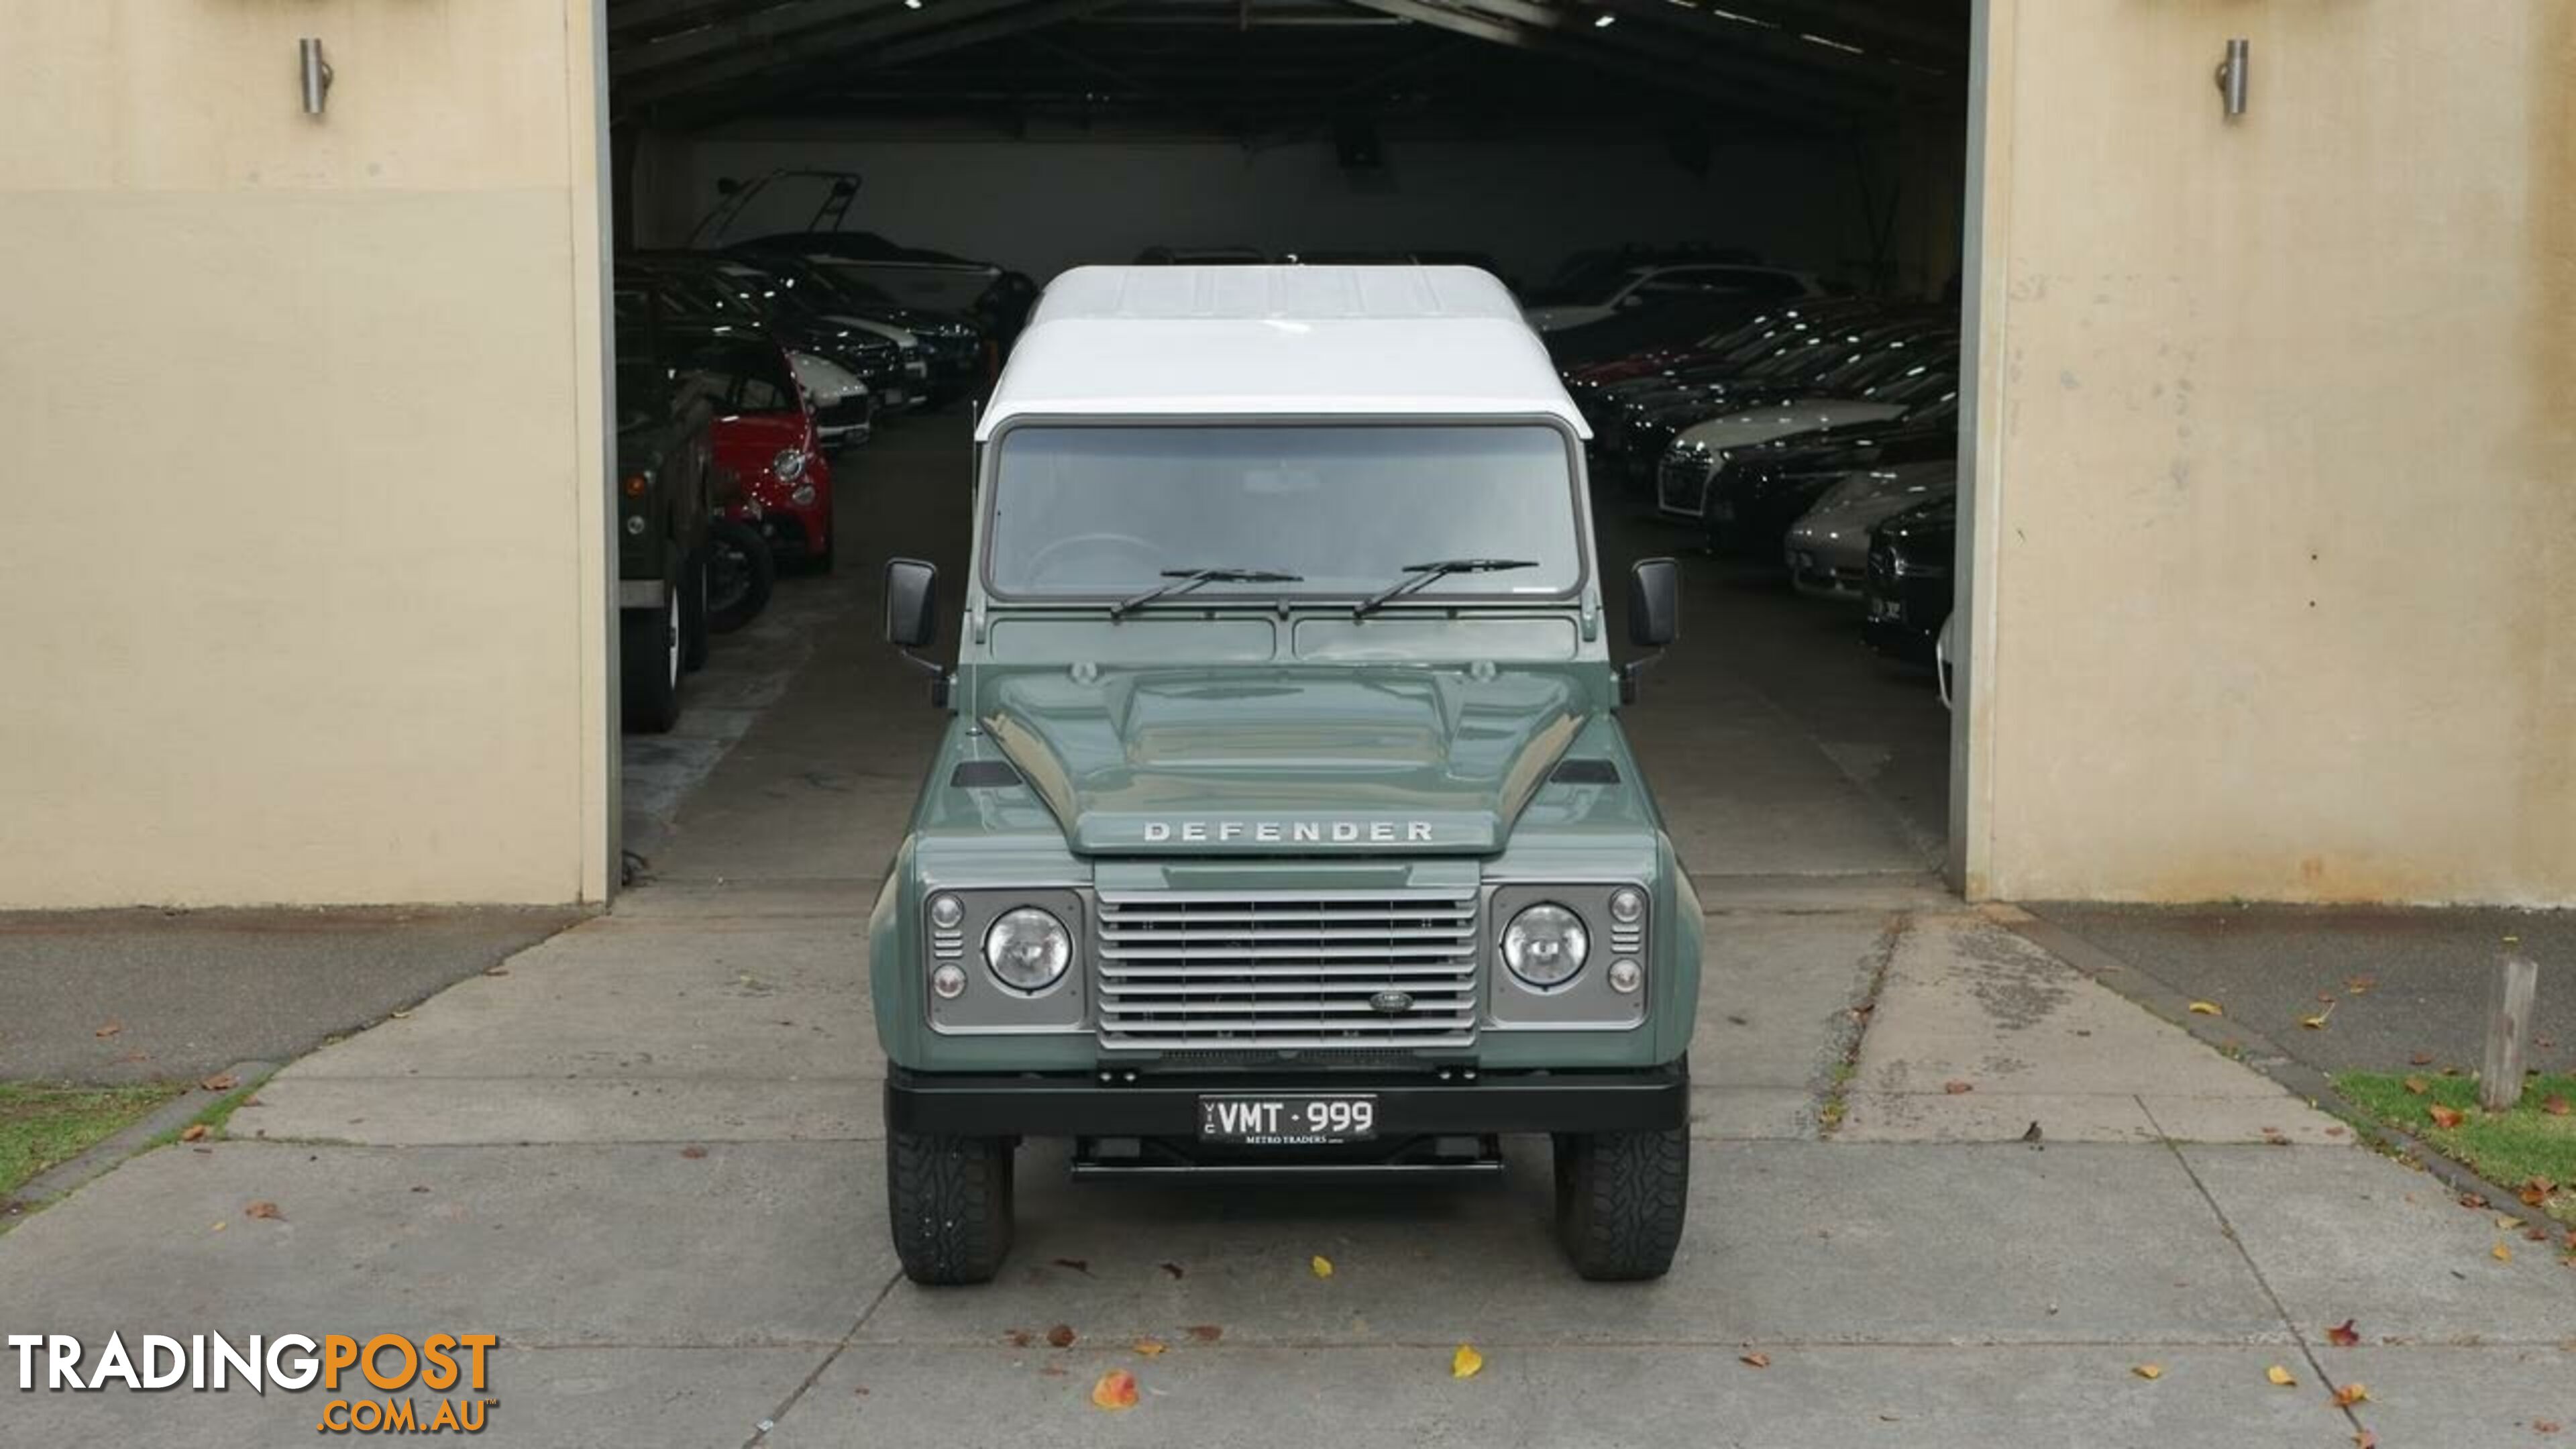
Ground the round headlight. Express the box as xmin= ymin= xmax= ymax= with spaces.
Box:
xmin=790 ymin=484 xmax=817 ymax=508
xmin=1609 ymin=888 xmax=1646 ymax=924
xmin=983 ymin=907 xmax=1070 ymax=993
xmin=929 ymin=963 xmax=967 ymax=1000
xmin=927 ymin=894 xmax=963 ymax=930
xmin=1503 ymin=903 xmax=1589 ymax=989
xmin=771 ymin=447 xmax=807 ymax=482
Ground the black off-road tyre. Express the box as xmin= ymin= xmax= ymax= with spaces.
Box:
xmin=680 ymin=550 xmax=711 ymax=673
xmin=619 ymin=587 xmax=682 ymax=735
xmin=887 ymin=1130 xmax=1015 ymax=1285
xmin=1552 ymin=1126 xmax=1688 ymax=1281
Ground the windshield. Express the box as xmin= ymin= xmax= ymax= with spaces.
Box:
xmin=987 ymin=425 xmax=1585 ymax=600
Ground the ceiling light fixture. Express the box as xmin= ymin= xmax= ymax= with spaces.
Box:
xmin=1593 ymin=12 xmax=1617 ymax=26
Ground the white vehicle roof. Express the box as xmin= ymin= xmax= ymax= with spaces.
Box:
xmin=977 ymin=265 xmax=1587 ymax=439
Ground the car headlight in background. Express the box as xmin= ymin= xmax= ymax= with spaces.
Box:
xmin=772 ymin=448 xmax=806 ymax=482
xmin=983 ymin=907 xmax=1071 ymax=992
xmin=1502 ymin=902 xmax=1589 ymax=989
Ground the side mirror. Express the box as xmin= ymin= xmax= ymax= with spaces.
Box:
xmin=1627 ymin=557 xmax=1680 ymax=648
xmin=884 ymin=558 xmax=951 ymax=706
xmin=885 ymin=558 xmax=938 ymax=649
xmin=1619 ymin=557 xmax=1680 ymax=706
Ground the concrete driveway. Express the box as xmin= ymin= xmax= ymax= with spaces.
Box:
xmin=3 ymin=419 xmax=2567 ymax=1447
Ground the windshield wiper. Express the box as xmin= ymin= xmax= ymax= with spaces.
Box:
xmin=1351 ymin=557 xmax=1538 ymax=619
xmin=1110 ymin=566 xmax=1303 ymax=621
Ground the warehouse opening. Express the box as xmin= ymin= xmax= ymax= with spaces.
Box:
xmin=598 ymin=0 xmax=1974 ymax=888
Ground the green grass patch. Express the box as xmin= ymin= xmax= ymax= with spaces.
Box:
xmin=0 ymin=1081 xmax=186 ymax=1199
xmin=2336 ymin=1071 xmax=2576 ymax=1226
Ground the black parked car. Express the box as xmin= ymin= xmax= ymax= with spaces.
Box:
xmin=731 ymin=250 xmax=987 ymax=407
xmin=624 ymin=252 xmax=931 ymax=417
xmin=1624 ymin=319 xmax=1953 ymax=495
xmin=1703 ymin=413 xmax=1959 ymax=559
xmin=1862 ymin=493 xmax=1957 ymax=665
xmin=1594 ymin=305 xmax=1933 ymax=481
xmin=1688 ymin=377 xmax=1960 ymax=551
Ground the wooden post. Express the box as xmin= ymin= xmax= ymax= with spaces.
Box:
xmin=2480 ymin=952 xmax=2539 ymax=1114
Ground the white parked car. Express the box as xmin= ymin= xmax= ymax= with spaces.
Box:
xmin=1521 ymin=263 xmax=1822 ymax=335
xmin=788 ymin=350 xmax=874 ymax=447
xmin=1651 ymin=397 xmax=1918 ymax=522
xmin=1782 ymin=461 xmax=1957 ymax=600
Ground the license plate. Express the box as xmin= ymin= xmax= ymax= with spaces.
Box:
xmin=1197 ymin=1093 xmax=1377 ymax=1145
xmin=879 ymin=388 xmax=906 ymax=407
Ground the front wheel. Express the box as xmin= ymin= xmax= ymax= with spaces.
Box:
xmin=1552 ymin=1127 xmax=1688 ymax=1281
xmin=887 ymin=1130 xmax=1015 ymax=1285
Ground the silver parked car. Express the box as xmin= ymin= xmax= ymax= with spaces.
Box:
xmin=1782 ymin=461 xmax=1957 ymax=600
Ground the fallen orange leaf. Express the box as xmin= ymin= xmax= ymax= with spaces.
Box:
xmin=200 ymin=1073 xmax=239 ymax=1093
xmin=180 ymin=1124 xmax=208 ymax=1143
xmin=2428 ymin=1104 xmax=2466 ymax=1130
xmin=1943 ymin=1081 xmax=1974 ymax=1095
xmin=2546 ymin=1096 xmax=2572 ymax=1118
xmin=2188 ymin=1002 xmax=2223 ymax=1016
xmin=1309 ymin=1255 xmax=1334 ymax=1279
xmin=2332 ymin=1383 xmax=2369 ymax=1407
xmin=1132 ymin=1338 xmax=1167 ymax=1358
xmin=2300 ymin=1004 xmax=2334 ymax=1030
xmin=2492 ymin=1241 xmax=2513 ymax=1263
xmin=2132 ymin=1364 xmax=2162 ymax=1380
xmin=1739 ymin=1352 xmax=1770 ymax=1368
xmin=2265 ymin=1364 xmax=2297 ymax=1387
xmin=2325 ymin=1318 xmax=2361 ymax=1347
xmin=2520 ymin=1179 xmax=2555 ymax=1208
xmin=94 ymin=1022 xmax=123 ymax=1038
xmin=244 ymin=1201 xmax=282 ymax=1221
xmin=1046 ymin=1324 xmax=1076 ymax=1349
xmin=2402 ymin=1077 xmax=2431 ymax=1095
xmin=1089 ymin=1368 xmax=1138 ymax=1411
xmin=1185 ymin=1325 xmax=1223 ymax=1344
xmin=2409 ymin=1051 xmax=2436 ymax=1066
xmin=1450 ymin=1344 xmax=1484 ymax=1379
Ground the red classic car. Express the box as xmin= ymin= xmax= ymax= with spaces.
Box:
xmin=669 ymin=329 xmax=838 ymax=571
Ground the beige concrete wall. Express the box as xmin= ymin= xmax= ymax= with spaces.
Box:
xmin=1957 ymin=0 xmax=2576 ymax=903
xmin=0 ymin=1 xmax=613 ymax=906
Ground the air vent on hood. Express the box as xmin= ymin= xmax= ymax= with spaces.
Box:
xmin=1550 ymin=759 xmax=1621 ymax=785
xmin=950 ymin=760 xmax=1024 ymax=788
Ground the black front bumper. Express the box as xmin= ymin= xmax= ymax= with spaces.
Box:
xmin=885 ymin=1063 xmax=1689 ymax=1138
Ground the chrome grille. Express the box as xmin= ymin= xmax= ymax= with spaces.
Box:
xmin=1096 ymin=892 xmax=1479 ymax=1051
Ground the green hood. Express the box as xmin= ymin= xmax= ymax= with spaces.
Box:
xmin=977 ymin=665 xmax=1588 ymax=855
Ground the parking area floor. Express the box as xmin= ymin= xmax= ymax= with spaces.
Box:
xmin=3 ymin=415 xmax=2567 ymax=1446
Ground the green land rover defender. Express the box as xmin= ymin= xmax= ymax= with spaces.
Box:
xmin=869 ymin=265 xmax=1699 ymax=1283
